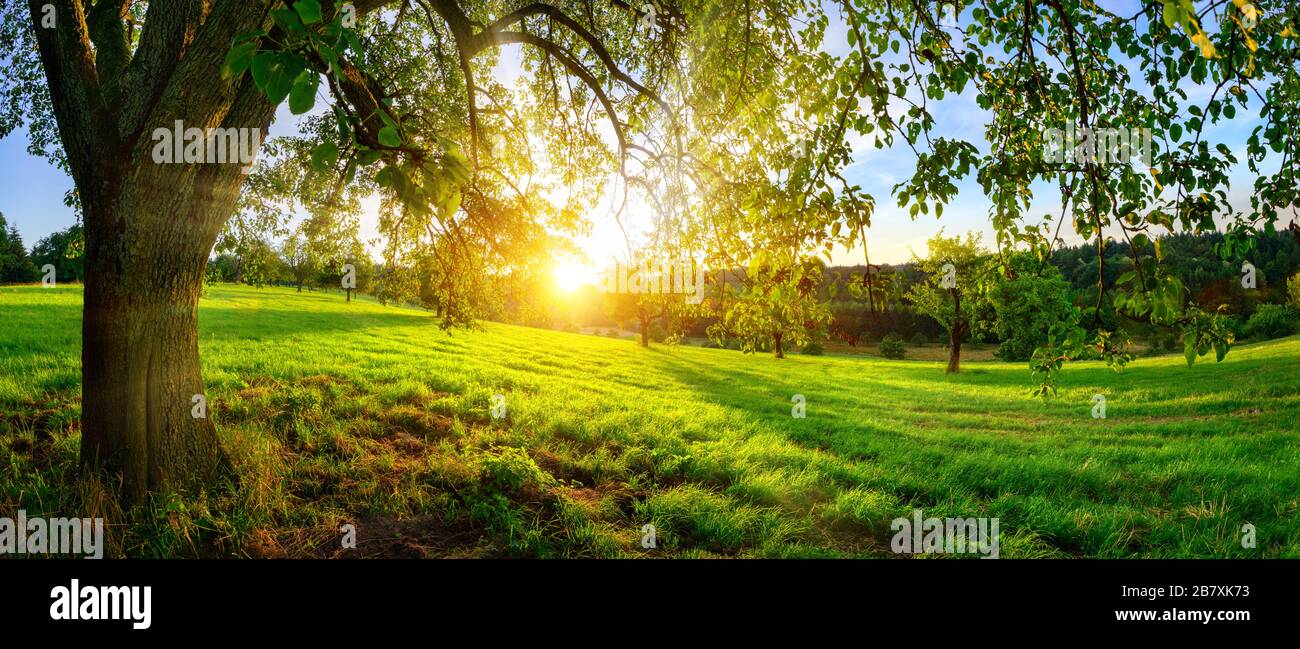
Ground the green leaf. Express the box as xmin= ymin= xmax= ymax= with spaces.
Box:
xmin=221 ymin=42 xmax=257 ymax=80
xmin=265 ymin=64 xmax=295 ymax=105
xmin=311 ymin=142 xmax=339 ymax=172
xmin=271 ymin=8 xmax=304 ymax=34
xmin=378 ymin=126 xmax=401 ymax=148
xmin=288 ymin=71 xmax=319 ymax=115
xmin=250 ymin=51 xmax=275 ymax=88
xmin=263 ymin=53 xmax=304 ymax=106
xmin=292 ymin=0 xmax=323 ymax=24
xmin=1183 ymin=334 xmax=1197 ymax=367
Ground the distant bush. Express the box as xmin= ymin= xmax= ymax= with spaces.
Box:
xmin=606 ymin=329 xmax=621 ymax=338
xmin=702 ymin=339 xmax=721 ymax=349
xmin=988 ymin=256 xmax=1074 ymax=361
xmin=800 ymin=341 xmax=824 ymax=355
xmin=725 ymin=338 xmax=743 ymax=351
xmin=1244 ymin=304 xmax=1298 ymax=340
xmin=910 ymin=332 xmax=928 ymax=347
xmin=879 ymin=334 xmax=906 ymax=359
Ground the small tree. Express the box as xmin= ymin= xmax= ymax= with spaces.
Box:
xmin=280 ymin=232 xmax=318 ymax=292
xmin=714 ymin=256 xmax=829 ymax=359
xmin=879 ymin=333 xmax=906 ymax=359
xmin=907 ymin=231 xmax=995 ymax=373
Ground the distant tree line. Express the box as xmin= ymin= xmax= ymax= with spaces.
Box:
xmin=0 ymin=214 xmax=85 ymax=284
xmin=549 ymin=229 xmax=1300 ymax=363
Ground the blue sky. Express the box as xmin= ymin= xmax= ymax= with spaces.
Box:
xmin=0 ymin=0 xmax=1276 ymax=266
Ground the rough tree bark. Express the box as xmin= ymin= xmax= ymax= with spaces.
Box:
xmin=28 ymin=0 xmax=280 ymax=502
xmin=773 ymin=331 xmax=784 ymax=358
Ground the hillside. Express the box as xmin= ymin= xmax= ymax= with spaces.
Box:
xmin=2 ymin=283 xmax=1298 ymax=558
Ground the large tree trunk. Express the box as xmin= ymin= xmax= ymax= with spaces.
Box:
xmin=773 ymin=331 xmax=784 ymax=358
xmin=639 ymin=314 xmax=650 ymax=347
xmin=25 ymin=0 xmax=374 ymax=506
xmin=80 ymin=182 xmax=237 ymax=504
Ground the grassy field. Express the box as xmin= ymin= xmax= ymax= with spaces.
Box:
xmin=2 ymin=283 xmax=1298 ymax=558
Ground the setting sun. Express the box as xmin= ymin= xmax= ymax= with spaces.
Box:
xmin=552 ymin=261 xmax=592 ymax=292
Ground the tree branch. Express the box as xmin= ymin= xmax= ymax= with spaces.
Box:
xmin=26 ymin=0 xmax=108 ymax=192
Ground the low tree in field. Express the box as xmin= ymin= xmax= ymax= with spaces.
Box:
xmin=280 ymin=232 xmax=318 ymax=292
xmin=605 ymin=290 xmax=699 ymax=348
xmin=907 ymin=231 xmax=996 ymax=373
xmin=713 ymin=256 xmax=830 ymax=359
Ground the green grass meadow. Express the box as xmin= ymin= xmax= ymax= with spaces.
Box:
xmin=2 ymin=283 xmax=1298 ymax=558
